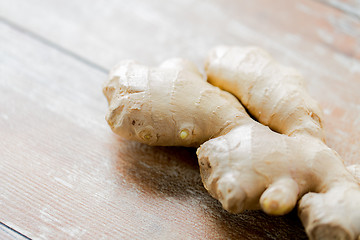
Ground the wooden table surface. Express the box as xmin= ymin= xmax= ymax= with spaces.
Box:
xmin=1 ymin=0 xmax=359 ymax=239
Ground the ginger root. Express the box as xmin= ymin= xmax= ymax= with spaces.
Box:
xmin=205 ymin=46 xmax=360 ymax=240
xmin=103 ymin=59 xmax=248 ymax=147
xmin=103 ymin=56 xmax=360 ymax=240
xmin=205 ymin=46 xmax=325 ymax=141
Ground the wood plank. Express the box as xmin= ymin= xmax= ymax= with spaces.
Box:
xmin=316 ymin=0 xmax=360 ymax=19
xmin=1 ymin=0 xmax=360 ymax=238
xmin=0 ymin=22 xmax=307 ymax=239
xmin=0 ymin=0 xmax=359 ymax=65
xmin=0 ymin=1 xmax=360 ymax=165
xmin=0 ymin=223 xmax=30 ymax=240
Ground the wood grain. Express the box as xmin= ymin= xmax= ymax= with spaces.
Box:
xmin=0 ymin=0 xmax=360 ymax=239
xmin=317 ymin=0 xmax=360 ymax=19
xmin=0 ymin=223 xmax=30 ymax=240
xmin=0 ymin=0 xmax=359 ymax=164
xmin=0 ymin=21 xmax=307 ymax=239
xmin=1 ymin=0 xmax=359 ymax=65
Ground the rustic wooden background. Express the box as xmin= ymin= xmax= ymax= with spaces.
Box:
xmin=1 ymin=0 xmax=359 ymax=239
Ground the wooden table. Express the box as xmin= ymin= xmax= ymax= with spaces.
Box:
xmin=1 ymin=0 xmax=359 ymax=239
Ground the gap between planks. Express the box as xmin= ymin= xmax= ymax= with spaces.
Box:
xmin=0 ymin=222 xmax=32 ymax=240
xmin=316 ymin=0 xmax=360 ymax=20
xmin=0 ymin=17 xmax=108 ymax=74
xmin=0 ymin=1 xmax=359 ymax=238
xmin=1 ymin=0 xmax=359 ymax=74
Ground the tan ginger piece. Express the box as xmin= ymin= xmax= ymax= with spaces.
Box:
xmin=104 ymin=58 xmax=316 ymax=215
xmin=103 ymin=58 xmax=359 ymax=223
xmin=205 ymin=46 xmax=360 ymax=240
xmin=103 ymin=59 xmax=248 ymax=147
xmin=205 ymin=46 xmax=325 ymax=141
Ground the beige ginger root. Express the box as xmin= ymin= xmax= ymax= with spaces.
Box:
xmin=205 ymin=46 xmax=360 ymax=240
xmin=104 ymin=59 xmax=318 ymax=216
xmin=103 ymin=59 xmax=248 ymax=147
xmin=104 ymin=58 xmax=359 ymax=223
xmin=205 ymin=46 xmax=325 ymax=141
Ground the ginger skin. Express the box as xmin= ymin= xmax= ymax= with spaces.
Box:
xmin=205 ymin=46 xmax=325 ymax=141
xmin=205 ymin=46 xmax=360 ymax=240
xmin=104 ymin=58 xmax=359 ymax=222
xmin=196 ymin=124 xmax=358 ymax=217
xmin=104 ymin=59 xmax=321 ymax=216
xmin=103 ymin=59 xmax=248 ymax=147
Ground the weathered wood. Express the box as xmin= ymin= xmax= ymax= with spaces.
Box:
xmin=0 ymin=0 xmax=359 ymax=65
xmin=316 ymin=0 xmax=360 ymax=19
xmin=0 ymin=0 xmax=359 ymax=164
xmin=1 ymin=0 xmax=360 ymax=238
xmin=0 ymin=223 xmax=30 ymax=240
xmin=0 ymin=22 xmax=308 ymax=239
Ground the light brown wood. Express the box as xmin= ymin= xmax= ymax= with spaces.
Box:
xmin=0 ymin=21 xmax=307 ymax=239
xmin=0 ymin=0 xmax=359 ymax=165
xmin=1 ymin=0 xmax=360 ymax=64
xmin=317 ymin=0 xmax=360 ymax=19
xmin=0 ymin=223 xmax=28 ymax=240
xmin=0 ymin=0 xmax=359 ymax=239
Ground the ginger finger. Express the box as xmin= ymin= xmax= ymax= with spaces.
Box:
xmin=260 ymin=178 xmax=299 ymax=215
xmin=196 ymin=122 xmax=358 ymax=216
xmin=103 ymin=58 xmax=247 ymax=147
xmin=299 ymin=185 xmax=360 ymax=240
xmin=205 ymin=46 xmax=360 ymax=239
xmin=205 ymin=46 xmax=325 ymax=141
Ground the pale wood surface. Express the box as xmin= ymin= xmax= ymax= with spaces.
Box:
xmin=0 ymin=20 xmax=307 ymax=240
xmin=317 ymin=0 xmax=360 ymax=19
xmin=0 ymin=223 xmax=29 ymax=240
xmin=0 ymin=0 xmax=359 ymax=239
xmin=0 ymin=0 xmax=359 ymax=164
